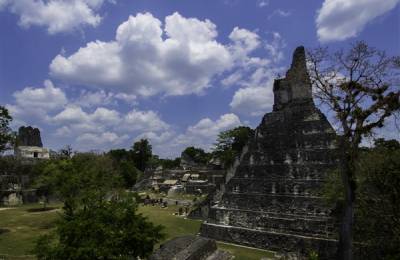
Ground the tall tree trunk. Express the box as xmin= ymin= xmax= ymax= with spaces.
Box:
xmin=338 ymin=139 xmax=356 ymax=260
xmin=338 ymin=168 xmax=355 ymax=260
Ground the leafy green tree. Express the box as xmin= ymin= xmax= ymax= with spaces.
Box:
xmin=308 ymin=42 xmax=399 ymax=259
xmin=132 ymin=139 xmax=152 ymax=171
xmin=160 ymin=157 xmax=181 ymax=169
xmin=323 ymin=139 xmax=400 ymax=259
xmin=373 ymin=137 xmax=400 ymax=150
xmin=354 ymin=140 xmax=400 ymax=258
xmin=108 ymin=148 xmax=132 ymax=162
xmin=181 ymin=146 xmax=210 ymax=165
xmin=33 ymin=153 xmax=164 ymax=259
xmin=34 ymin=192 xmax=164 ymax=260
xmin=146 ymin=154 xmax=161 ymax=170
xmin=0 ymin=106 xmax=14 ymax=153
xmin=213 ymin=126 xmax=254 ymax=167
xmin=118 ymin=161 xmax=140 ymax=188
xmin=108 ymin=149 xmax=141 ymax=188
xmin=34 ymin=153 xmax=121 ymax=212
xmin=30 ymin=160 xmax=53 ymax=208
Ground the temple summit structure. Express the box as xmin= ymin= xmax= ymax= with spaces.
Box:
xmin=200 ymin=46 xmax=339 ymax=258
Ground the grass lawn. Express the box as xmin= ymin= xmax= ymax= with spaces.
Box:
xmin=138 ymin=205 xmax=202 ymax=241
xmin=0 ymin=203 xmax=62 ymax=260
xmin=0 ymin=203 xmax=276 ymax=259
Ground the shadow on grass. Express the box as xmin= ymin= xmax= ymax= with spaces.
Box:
xmin=0 ymin=228 xmax=10 ymax=235
xmin=26 ymin=207 xmax=57 ymax=213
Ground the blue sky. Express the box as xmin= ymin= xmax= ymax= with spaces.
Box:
xmin=0 ymin=0 xmax=399 ymax=157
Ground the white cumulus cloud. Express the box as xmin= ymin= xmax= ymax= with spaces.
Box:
xmin=230 ymin=85 xmax=274 ymax=116
xmin=13 ymin=80 xmax=67 ymax=111
xmin=77 ymin=132 xmax=129 ymax=147
xmin=50 ymin=106 xmax=170 ymax=150
xmin=7 ymin=80 xmax=67 ymax=123
xmin=50 ymin=12 xmax=233 ymax=97
xmin=0 ymin=0 xmax=112 ymax=34
xmin=74 ymin=90 xmax=137 ymax=108
xmin=228 ymin=32 xmax=285 ymax=116
xmin=173 ymin=113 xmax=242 ymax=152
xmin=229 ymin=27 xmax=261 ymax=61
xmin=316 ymin=0 xmax=400 ymax=42
xmin=129 ymin=113 xmax=243 ymax=158
xmin=122 ymin=109 xmax=170 ymax=132
xmin=6 ymin=79 xmax=173 ymax=152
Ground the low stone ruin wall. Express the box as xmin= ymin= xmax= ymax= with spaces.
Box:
xmin=200 ymin=223 xmax=338 ymax=260
xmin=149 ymin=235 xmax=218 ymax=260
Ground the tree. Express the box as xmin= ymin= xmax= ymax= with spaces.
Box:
xmin=59 ymin=145 xmax=73 ymax=158
xmin=323 ymin=139 xmax=400 ymax=259
xmin=34 ymin=153 xmax=122 ymax=212
xmin=118 ymin=161 xmax=140 ymax=189
xmin=34 ymin=192 xmax=164 ymax=260
xmin=0 ymin=106 xmax=14 ymax=153
xmin=132 ymin=139 xmax=152 ymax=171
xmin=355 ymin=139 xmax=400 ymax=258
xmin=307 ymin=41 xmax=400 ymax=259
xmin=33 ymin=153 xmax=164 ymax=259
xmin=160 ymin=157 xmax=181 ymax=169
xmin=181 ymin=146 xmax=210 ymax=165
xmin=108 ymin=149 xmax=141 ymax=188
xmin=213 ymin=126 xmax=254 ymax=167
xmin=108 ymin=148 xmax=131 ymax=162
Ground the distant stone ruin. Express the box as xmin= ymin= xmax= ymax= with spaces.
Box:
xmin=15 ymin=126 xmax=49 ymax=159
xmin=17 ymin=126 xmax=43 ymax=147
xmin=200 ymin=46 xmax=339 ymax=258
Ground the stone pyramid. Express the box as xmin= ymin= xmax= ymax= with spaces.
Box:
xmin=200 ymin=46 xmax=339 ymax=258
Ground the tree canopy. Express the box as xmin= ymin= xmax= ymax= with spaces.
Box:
xmin=308 ymin=41 xmax=400 ymax=259
xmin=0 ymin=105 xmax=14 ymax=153
xmin=181 ymin=146 xmax=210 ymax=165
xmin=213 ymin=126 xmax=254 ymax=167
xmin=33 ymin=153 xmax=164 ymax=259
xmin=323 ymin=139 xmax=400 ymax=259
xmin=132 ymin=139 xmax=152 ymax=171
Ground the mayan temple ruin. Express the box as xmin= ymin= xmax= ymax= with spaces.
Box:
xmin=200 ymin=46 xmax=339 ymax=258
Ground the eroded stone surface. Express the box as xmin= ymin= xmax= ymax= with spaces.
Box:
xmin=201 ymin=46 xmax=339 ymax=259
xmin=17 ymin=126 xmax=43 ymax=147
xmin=149 ymin=235 xmax=230 ymax=260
